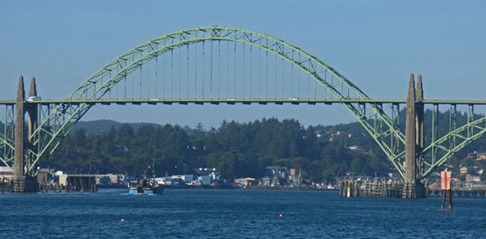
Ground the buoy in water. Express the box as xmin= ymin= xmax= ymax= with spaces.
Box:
xmin=120 ymin=218 xmax=125 ymax=222
xmin=279 ymin=213 xmax=283 ymax=218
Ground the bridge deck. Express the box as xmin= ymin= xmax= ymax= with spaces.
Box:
xmin=2 ymin=98 xmax=486 ymax=105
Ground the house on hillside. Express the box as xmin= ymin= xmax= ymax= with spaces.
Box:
xmin=459 ymin=167 xmax=469 ymax=175
xmin=478 ymin=152 xmax=486 ymax=160
xmin=235 ymin=177 xmax=256 ymax=188
xmin=348 ymin=145 xmax=367 ymax=154
xmin=467 ymin=151 xmax=486 ymax=160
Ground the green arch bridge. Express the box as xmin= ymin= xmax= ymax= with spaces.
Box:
xmin=1 ymin=26 xmax=485 ymax=197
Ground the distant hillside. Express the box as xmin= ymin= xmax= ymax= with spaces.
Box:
xmin=71 ymin=120 xmax=120 ymax=134
xmin=72 ymin=120 xmax=161 ymax=135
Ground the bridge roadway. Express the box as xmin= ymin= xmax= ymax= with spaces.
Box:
xmin=2 ymin=98 xmax=486 ymax=105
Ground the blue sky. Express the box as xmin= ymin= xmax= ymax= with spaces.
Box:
xmin=1 ymin=1 xmax=485 ymax=128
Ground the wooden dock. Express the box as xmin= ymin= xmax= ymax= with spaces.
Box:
xmin=339 ymin=179 xmax=406 ymax=198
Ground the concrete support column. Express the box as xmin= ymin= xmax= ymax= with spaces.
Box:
xmin=13 ymin=76 xmax=25 ymax=192
xmin=26 ymin=77 xmax=38 ymax=174
xmin=403 ymin=73 xmax=426 ymax=198
xmin=416 ymin=75 xmax=425 ymax=192
xmin=13 ymin=76 xmax=39 ymax=193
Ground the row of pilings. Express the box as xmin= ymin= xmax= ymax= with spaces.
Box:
xmin=341 ymin=179 xmax=486 ymax=198
xmin=339 ymin=179 xmax=410 ymax=198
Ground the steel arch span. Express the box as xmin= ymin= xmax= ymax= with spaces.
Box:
xmin=4 ymin=26 xmax=483 ymax=181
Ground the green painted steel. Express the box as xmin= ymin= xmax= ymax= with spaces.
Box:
xmin=0 ymin=136 xmax=14 ymax=167
xmin=0 ymin=26 xmax=484 ymax=180
xmin=0 ymin=105 xmax=15 ymax=167
xmin=25 ymin=26 xmax=406 ymax=177
xmin=422 ymin=109 xmax=486 ymax=178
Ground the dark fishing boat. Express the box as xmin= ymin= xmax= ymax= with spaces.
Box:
xmin=128 ymin=179 xmax=164 ymax=195
xmin=128 ymin=165 xmax=164 ymax=195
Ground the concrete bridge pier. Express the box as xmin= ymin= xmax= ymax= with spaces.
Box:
xmin=402 ymin=73 xmax=426 ymax=198
xmin=12 ymin=76 xmax=39 ymax=192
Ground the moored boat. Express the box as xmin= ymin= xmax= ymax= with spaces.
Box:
xmin=128 ymin=179 xmax=163 ymax=195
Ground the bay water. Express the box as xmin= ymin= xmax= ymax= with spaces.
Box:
xmin=0 ymin=189 xmax=484 ymax=238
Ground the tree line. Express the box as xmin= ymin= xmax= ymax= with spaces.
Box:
xmin=44 ymin=118 xmax=385 ymax=183
xmin=40 ymin=109 xmax=485 ymax=183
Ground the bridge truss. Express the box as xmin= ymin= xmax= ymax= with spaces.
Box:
xmin=0 ymin=26 xmax=485 ymax=182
